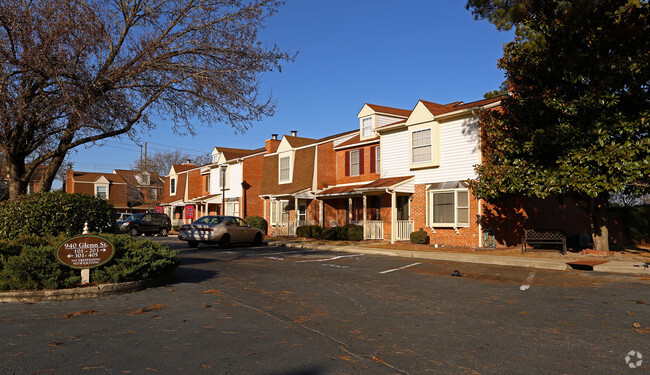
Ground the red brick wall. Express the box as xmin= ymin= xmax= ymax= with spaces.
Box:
xmin=317 ymin=143 xmax=337 ymax=189
xmin=186 ymin=170 xmax=204 ymax=200
xmin=242 ymin=154 xmax=265 ymax=218
xmin=410 ymin=184 xmax=481 ymax=247
xmin=335 ymin=145 xmax=380 ymax=185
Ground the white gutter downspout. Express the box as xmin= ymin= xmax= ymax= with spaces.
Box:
xmin=389 ymin=188 xmax=396 ymax=244
xmin=473 ymin=108 xmax=483 ymax=247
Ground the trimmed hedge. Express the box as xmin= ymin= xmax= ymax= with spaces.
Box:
xmin=410 ymin=230 xmax=430 ymax=244
xmin=246 ymin=216 xmax=268 ymax=234
xmin=0 ymin=234 xmax=180 ymax=291
xmin=0 ymin=191 xmax=116 ymax=239
xmin=321 ymin=227 xmax=337 ymax=240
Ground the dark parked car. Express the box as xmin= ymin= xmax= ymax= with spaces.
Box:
xmin=116 ymin=213 xmax=171 ymax=237
xmin=178 ymin=215 xmax=264 ymax=248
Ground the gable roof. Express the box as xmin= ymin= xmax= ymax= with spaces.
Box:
xmin=365 ymin=104 xmax=412 ymax=117
xmin=334 ymin=134 xmax=380 ymax=150
xmin=215 ymin=147 xmax=266 ymax=161
xmin=283 ymin=135 xmax=318 ymax=148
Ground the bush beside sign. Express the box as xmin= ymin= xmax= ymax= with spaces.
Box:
xmin=56 ymin=235 xmax=116 ymax=269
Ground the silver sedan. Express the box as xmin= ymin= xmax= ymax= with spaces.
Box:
xmin=178 ymin=215 xmax=264 ymax=248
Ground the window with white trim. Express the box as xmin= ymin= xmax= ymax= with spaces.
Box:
xmin=269 ymin=200 xmax=289 ymax=225
xmin=170 ymin=178 xmax=176 ymax=195
xmin=350 ymin=150 xmax=360 ymax=176
xmin=361 ymin=117 xmax=373 ymax=138
xmin=375 ymin=146 xmax=381 ymax=174
xmin=279 ymin=156 xmax=290 ymax=182
xmin=95 ymin=185 xmax=108 ymax=199
xmin=226 ymin=201 xmax=240 ymax=217
xmin=412 ymin=128 xmax=432 ymax=163
xmin=429 ymin=189 xmax=470 ymax=227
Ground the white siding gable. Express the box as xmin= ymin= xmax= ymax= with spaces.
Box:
xmin=380 ymin=116 xmax=480 ymax=184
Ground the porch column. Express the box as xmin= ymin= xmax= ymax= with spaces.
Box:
xmin=295 ymin=197 xmax=299 ymax=234
xmin=391 ymin=190 xmax=397 ymax=244
xmin=363 ymin=195 xmax=367 ymax=240
xmin=348 ymin=197 xmax=353 ymax=225
xmin=319 ymin=199 xmax=324 ymax=227
xmin=205 ymin=203 xmax=208 ymax=216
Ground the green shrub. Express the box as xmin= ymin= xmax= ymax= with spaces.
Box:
xmin=321 ymin=227 xmax=337 ymax=240
xmin=246 ymin=216 xmax=268 ymax=234
xmin=307 ymin=225 xmax=322 ymax=238
xmin=0 ymin=234 xmax=179 ymax=291
xmin=0 ymin=235 xmax=51 ymax=261
xmin=296 ymin=225 xmax=311 ymax=238
xmin=410 ymin=230 xmax=429 ymax=244
xmin=335 ymin=226 xmax=348 ymax=240
xmin=0 ymin=191 xmax=116 ymax=239
xmin=0 ymin=244 xmax=80 ymax=290
xmin=347 ymin=225 xmax=364 ymax=241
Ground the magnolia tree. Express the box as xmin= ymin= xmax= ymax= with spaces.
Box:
xmin=467 ymin=0 xmax=650 ymax=251
xmin=0 ymin=0 xmax=293 ymax=198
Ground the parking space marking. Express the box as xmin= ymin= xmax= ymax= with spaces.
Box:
xmin=379 ymin=262 xmax=422 ymax=274
xmin=297 ymin=254 xmax=363 ymax=263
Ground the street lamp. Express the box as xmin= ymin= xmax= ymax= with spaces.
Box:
xmin=220 ymin=164 xmax=227 ymax=215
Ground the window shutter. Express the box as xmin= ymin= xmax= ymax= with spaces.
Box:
xmin=359 ymin=149 xmax=365 ymax=175
xmin=345 ymin=151 xmax=350 ymax=176
xmin=370 ymin=146 xmax=376 ymax=173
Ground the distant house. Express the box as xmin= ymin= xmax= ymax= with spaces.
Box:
xmin=65 ymin=169 xmax=163 ymax=214
xmin=0 ymin=163 xmax=47 ymax=199
xmin=160 ymin=147 xmax=266 ymax=227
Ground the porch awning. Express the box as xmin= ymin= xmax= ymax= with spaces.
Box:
xmin=426 ymin=180 xmax=469 ymax=190
xmin=161 ymin=199 xmax=185 ymax=207
xmin=261 ymin=188 xmax=314 ymax=200
xmin=355 ymin=176 xmax=415 ymax=193
xmin=189 ymin=193 xmax=222 ymax=204
xmin=315 ymin=183 xmax=367 ymax=198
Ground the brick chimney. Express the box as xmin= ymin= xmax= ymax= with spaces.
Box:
xmin=265 ymin=134 xmax=280 ymax=154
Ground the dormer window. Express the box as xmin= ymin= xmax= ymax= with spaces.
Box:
xmin=95 ymin=185 xmax=108 ymax=199
xmin=361 ymin=117 xmax=373 ymax=138
xmin=170 ymin=178 xmax=176 ymax=195
xmin=212 ymin=152 xmax=221 ymax=164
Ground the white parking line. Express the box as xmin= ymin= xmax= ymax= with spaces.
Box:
xmin=297 ymin=254 xmax=363 ymax=263
xmin=379 ymin=262 xmax=422 ymax=274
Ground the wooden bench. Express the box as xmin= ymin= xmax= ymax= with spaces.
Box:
xmin=522 ymin=230 xmax=567 ymax=255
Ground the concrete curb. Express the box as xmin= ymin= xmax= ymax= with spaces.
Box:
xmin=267 ymin=241 xmax=650 ymax=274
xmin=0 ymin=274 xmax=174 ymax=303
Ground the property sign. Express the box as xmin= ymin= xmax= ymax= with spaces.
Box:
xmin=185 ymin=205 xmax=195 ymax=219
xmin=155 ymin=205 xmax=164 ymax=213
xmin=55 ymin=235 xmax=116 ymax=269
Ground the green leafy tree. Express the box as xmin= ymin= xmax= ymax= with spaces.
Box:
xmin=467 ymin=0 xmax=650 ymax=252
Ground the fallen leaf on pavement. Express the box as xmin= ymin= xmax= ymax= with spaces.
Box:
xmin=57 ymin=310 xmax=96 ymax=319
xmin=128 ymin=305 xmax=164 ymax=315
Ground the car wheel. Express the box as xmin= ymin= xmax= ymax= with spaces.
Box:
xmin=188 ymin=241 xmax=199 ymax=248
xmin=160 ymin=228 xmax=168 ymax=237
xmin=252 ymin=233 xmax=262 ymax=246
xmin=129 ymin=227 xmax=138 ymax=237
xmin=219 ymin=234 xmax=230 ymax=249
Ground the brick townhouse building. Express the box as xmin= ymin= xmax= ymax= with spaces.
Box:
xmin=65 ymin=168 xmax=163 ymax=215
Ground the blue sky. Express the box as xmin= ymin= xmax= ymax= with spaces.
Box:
xmin=65 ymin=1 xmax=512 ymax=179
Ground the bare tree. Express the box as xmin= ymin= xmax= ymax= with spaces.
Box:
xmin=132 ymin=149 xmax=210 ymax=177
xmin=0 ymin=0 xmax=293 ymax=199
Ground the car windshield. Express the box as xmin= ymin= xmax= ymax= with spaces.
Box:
xmin=194 ymin=216 xmax=224 ymax=225
xmin=124 ymin=214 xmax=144 ymax=221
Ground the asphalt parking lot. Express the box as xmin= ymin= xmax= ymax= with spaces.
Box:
xmin=1 ymin=237 xmax=648 ymax=374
